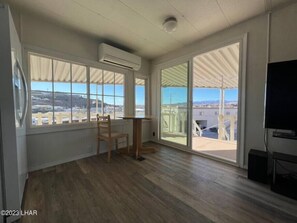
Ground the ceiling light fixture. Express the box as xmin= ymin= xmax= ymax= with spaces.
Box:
xmin=163 ymin=17 xmax=177 ymax=33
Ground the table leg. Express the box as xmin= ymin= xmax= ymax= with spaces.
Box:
xmin=118 ymin=118 xmax=155 ymax=161
xmin=134 ymin=119 xmax=142 ymax=159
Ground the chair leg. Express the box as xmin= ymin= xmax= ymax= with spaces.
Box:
xmin=127 ymin=135 xmax=130 ymax=154
xmin=108 ymin=141 xmax=112 ymax=163
xmin=97 ymin=139 xmax=100 ymax=155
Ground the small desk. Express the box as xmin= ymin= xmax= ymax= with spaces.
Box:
xmin=119 ymin=116 xmax=156 ymax=160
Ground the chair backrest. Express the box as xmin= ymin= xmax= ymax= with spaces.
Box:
xmin=97 ymin=114 xmax=111 ymax=138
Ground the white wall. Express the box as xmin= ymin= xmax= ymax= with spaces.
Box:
xmin=10 ymin=11 xmax=151 ymax=171
xmin=21 ymin=12 xmax=98 ymax=61
xmin=27 ymin=123 xmax=135 ymax=171
xmin=151 ymin=3 xmax=297 ymax=167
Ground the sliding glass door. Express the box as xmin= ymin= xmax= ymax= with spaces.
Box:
xmin=160 ymin=63 xmax=189 ymax=146
xmin=158 ymin=40 xmax=245 ymax=166
xmin=191 ymin=42 xmax=240 ymax=162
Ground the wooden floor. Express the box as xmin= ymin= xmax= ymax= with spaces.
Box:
xmin=22 ymin=143 xmax=297 ymax=223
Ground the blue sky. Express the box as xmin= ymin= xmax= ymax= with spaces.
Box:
xmin=162 ymin=87 xmax=238 ymax=104
xmin=135 ymin=85 xmax=145 ymax=105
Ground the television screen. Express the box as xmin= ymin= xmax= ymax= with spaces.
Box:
xmin=265 ymin=60 xmax=297 ymax=131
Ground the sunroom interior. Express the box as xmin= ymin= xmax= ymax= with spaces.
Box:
xmin=1 ymin=0 xmax=297 ymax=222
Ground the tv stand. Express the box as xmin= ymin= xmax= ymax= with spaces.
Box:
xmin=272 ymin=131 xmax=297 ymax=140
xmin=272 ymin=152 xmax=297 ymax=200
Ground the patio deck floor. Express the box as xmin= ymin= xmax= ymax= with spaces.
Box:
xmin=161 ymin=134 xmax=237 ymax=162
xmin=192 ymin=136 xmax=237 ymax=161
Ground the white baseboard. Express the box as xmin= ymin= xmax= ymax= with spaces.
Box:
xmin=28 ymin=151 xmax=97 ymax=172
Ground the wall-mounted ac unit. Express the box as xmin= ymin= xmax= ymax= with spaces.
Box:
xmin=98 ymin=43 xmax=141 ymax=71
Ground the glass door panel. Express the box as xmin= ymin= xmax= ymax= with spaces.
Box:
xmin=160 ymin=63 xmax=188 ymax=146
xmin=192 ymin=42 xmax=240 ymax=162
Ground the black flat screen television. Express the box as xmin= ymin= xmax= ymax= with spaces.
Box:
xmin=265 ymin=60 xmax=297 ymax=132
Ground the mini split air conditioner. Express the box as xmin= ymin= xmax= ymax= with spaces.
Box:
xmin=98 ymin=43 xmax=141 ymax=71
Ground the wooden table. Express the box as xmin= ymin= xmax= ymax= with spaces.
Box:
xmin=119 ymin=116 xmax=156 ymax=160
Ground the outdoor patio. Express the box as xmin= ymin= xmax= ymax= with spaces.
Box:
xmin=161 ymin=134 xmax=237 ymax=162
xmin=192 ymin=136 xmax=236 ymax=161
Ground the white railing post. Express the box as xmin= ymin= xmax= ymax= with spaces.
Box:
xmin=48 ymin=113 xmax=52 ymax=125
xmin=230 ymin=115 xmax=235 ymax=141
xmin=218 ymin=114 xmax=224 ymax=140
xmin=37 ymin=113 xmax=42 ymax=125
xmin=192 ymin=120 xmax=202 ymax=136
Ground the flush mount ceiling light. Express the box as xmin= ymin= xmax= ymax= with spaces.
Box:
xmin=163 ymin=17 xmax=178 ymax=33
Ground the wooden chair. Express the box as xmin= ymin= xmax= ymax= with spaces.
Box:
xmin=97 ymin=114 xmax=129 ymax=162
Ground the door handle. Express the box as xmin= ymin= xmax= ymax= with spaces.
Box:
xmin=16 ymin=59 xmax=28 ymax=127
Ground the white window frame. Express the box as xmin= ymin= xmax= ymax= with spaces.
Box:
xmin=134 ymin=75 xmax=149 ymax=116
xmin=152 ymin=33 xmax=247 ymax=168
xmin=24 ymin=45 xmax=130 ymax=134
xmin=89 ymin=67 xmax=126 ymax=120
xmin=29 ymin=52 xmax=89 ymax=127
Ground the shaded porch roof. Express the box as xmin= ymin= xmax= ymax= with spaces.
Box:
xmin=161 ymin=42 xmax=239 ymax=89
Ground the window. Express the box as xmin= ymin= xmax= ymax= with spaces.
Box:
xmin=29 ymin=53 xmax=125 ymax=127
xmin=71 ymin=64 xmax=88 ymax=123
xmin=30 ymin=54 xmax=88 ymax=126
xmin=135 ymin=78 xmax=146 ymax=116
xmin=30 ymin=55 xmax=53 ymax=126
xmin=90 ymin=67 xmax=125 ymax=120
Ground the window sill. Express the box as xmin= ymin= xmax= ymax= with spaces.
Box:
xmin=26 ymin=119 xmax=129 ymax=135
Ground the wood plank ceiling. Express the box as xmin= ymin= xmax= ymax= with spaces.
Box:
xmin=2 ymin=0 xmax=294 ymax=59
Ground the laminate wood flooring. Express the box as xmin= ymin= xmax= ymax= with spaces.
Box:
xmin=21 ymin=143 xmax=297 ymax=223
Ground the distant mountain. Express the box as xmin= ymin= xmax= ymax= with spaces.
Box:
xmin=31 ymin=90 xmax=116 ymax=111
xmin=193 ymin=100 xmax=237 ymax=105
xmin=163 ymin=100 xmax=237 ymax=106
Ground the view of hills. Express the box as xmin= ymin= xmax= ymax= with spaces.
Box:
xmin=163 ymin=100 xmax=238 ymax=107
xmin=31 ymin=90 xmax=112 ymax=113
xmin=193 ymin=100 xmax=237 ymax=105
xmin=32 ymin=91 xmax=237 ymax=114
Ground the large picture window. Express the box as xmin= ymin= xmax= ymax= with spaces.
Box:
xmin=29 ymin=53 xmax=125 ymax=126
xmin=90 ymin=67 xmax=124 ymax=120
